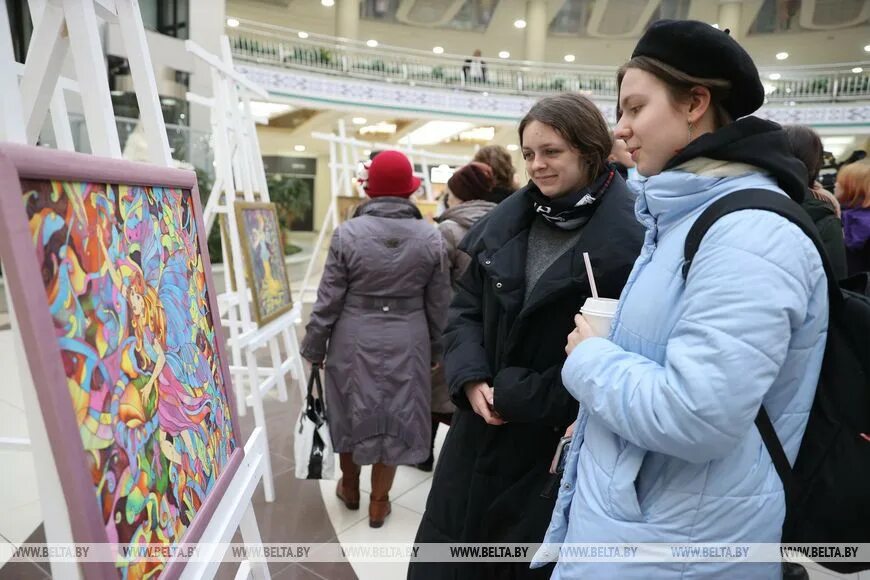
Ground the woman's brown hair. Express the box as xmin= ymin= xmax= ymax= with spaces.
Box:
xmin=473 ymin=145 xmax=515 ymax=191
xmin=617 ymin=56 xmax=733 ymax=129
xmin=784 ymin=125 xmax=824 ymax=186
xmin=518 ymin=93 xmax=612 ymax=184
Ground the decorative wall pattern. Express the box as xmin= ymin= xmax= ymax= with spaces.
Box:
xmin=239 ymin=64 xmax=870 ymax=129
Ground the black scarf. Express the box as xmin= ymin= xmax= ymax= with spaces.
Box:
xmin=525 ymin=166 xmax=616 ymax=230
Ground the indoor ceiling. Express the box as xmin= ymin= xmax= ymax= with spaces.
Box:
xmin=253 ymin=101 xmax=523 ymax=159
xmin=241 ymin=0 xmax=870 ymax=37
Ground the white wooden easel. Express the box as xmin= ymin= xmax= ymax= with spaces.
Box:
xmin=186 ymin=36 xmax=307 ymax=503
xmin=0 ymin=2 xmax=268 ymax=578
xmin=299 ymin=123 xmax=468 ymax=303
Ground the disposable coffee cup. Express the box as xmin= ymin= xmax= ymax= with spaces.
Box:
xmin=580 ymin=297 xmax=619 ymax=338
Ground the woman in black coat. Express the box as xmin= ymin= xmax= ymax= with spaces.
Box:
xmin=409 ymin=94 xmax=644 ymax=580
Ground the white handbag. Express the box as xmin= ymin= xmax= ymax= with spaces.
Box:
xmin=294 ymin=363 xmax=335 ymax=480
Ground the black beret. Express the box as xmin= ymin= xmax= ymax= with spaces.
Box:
xmin=631 ymin=19 xmax=764 ymax=120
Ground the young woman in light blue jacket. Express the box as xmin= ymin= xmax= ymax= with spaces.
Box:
xmin=533 ymin=20 xmax=829 ymax=579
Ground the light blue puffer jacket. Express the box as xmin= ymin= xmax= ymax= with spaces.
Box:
xmin=533 ymin=160 xmax=829 ymax=579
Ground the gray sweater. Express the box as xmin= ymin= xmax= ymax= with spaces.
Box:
xmin=525 ymin=217 xmax=586 ymax=302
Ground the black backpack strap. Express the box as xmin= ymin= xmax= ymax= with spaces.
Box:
xmin=681 ymin=188 xmax=843 ymax=508
xmin=755 ymin=406 xmax=795 ymax=506
xmin=682 ymin=189 xmax=842 ymax=307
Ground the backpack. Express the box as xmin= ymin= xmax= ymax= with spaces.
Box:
xmin=683 ymin=189 xmax=870 ymax=574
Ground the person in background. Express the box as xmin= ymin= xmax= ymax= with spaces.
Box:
xmin=418 ymin=162 xmax=499 ymax=472
xmin=835 ymin=161 xmax=870 ymax=275
xmin=300 ymin=150 xmax=451 ymax=528
xmin=462 ymin=49 xmax=487 ymax=84
xmin=608 ymin=136 xmax=636 ymax=179
xmin=473 ymin=145 xmax=517 ymax=203
xmin=534 ymin=20 xmax=827 ymax=579
xmin=784 ymin=125 xmax=848 ymax=280
xmin=410 ymin=93 xmax=643 ymax=580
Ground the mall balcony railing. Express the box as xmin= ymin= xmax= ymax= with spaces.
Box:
xmin=228 ymin=20 xmax=870 ymax=105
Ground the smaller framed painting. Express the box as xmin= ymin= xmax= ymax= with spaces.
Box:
xmin=219 ymin=215 xmax=238 ymax=292
xmin=234 ymin=201 xmax=294 ymax=325
xmin=414 ymin=199 xmax=440 ymax=224
xmin=336 ymin=195 xmax=363 ymax=224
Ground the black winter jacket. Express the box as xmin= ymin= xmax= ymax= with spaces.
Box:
xmin=409 ymin=174 xmax=643 ymax=580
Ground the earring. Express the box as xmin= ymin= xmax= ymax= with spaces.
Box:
xmin=687 ymin=120 xmax=694 ymax=143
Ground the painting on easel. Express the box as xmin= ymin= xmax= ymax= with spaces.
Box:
xmin=0 ymin=144 xmax=243 ymax=580
xmin=234 ymin=201 xmax=294 ymax=326
xmin=336 ymin=195 xmax=364 ymax=224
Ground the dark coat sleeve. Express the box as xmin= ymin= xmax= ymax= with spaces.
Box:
xmin=442 ymin=257 xmax=492 ymax=410
xmin=424 ymin=237 xmax=452 ymax=362
xmin=300 ymin=229 xmax=348 ymax=363
xmin=816 ymin=213 xmax=848 ymax=281
xmin=491 ymin=365 xmax=577 ymax=428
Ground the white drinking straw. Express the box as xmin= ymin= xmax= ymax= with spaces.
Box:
xmin=583 ymin=252 xmax=599 ymax=299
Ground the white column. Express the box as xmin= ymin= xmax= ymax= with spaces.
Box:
xmin=336 ymin=0 xmax=360 ymax=41
xmin=718 ymin=0 xmax=742 ymax=40
xmin=188 ymin=0 xmax=226 ymax=138
xmin=525 ymin=0 xmax=547 ymax=62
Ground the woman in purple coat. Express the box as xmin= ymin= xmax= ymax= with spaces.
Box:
xmin=835 ymin=161 xmax=870 ymax=275
xmin=301 ymin=150 xmax=451 ymax=527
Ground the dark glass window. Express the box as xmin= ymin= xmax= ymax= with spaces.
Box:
xmin=140 ymin=0 xmax=189 ymax=39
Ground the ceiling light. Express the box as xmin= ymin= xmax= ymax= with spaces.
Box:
xmin=433 ymin=46 xmax=444 ymax=54
xmin=298 ymin=31 xmax=309 ymax=39
xmin=458 ymin=126 xmax=496 ymax=142
xmin=294 ymin=145 xmax=306 ymax=152
xmin=776 ymin=52 xmax=789 ymax=60
xmin=822 ymin=136 xmax=856 ymax=158
xmin=482 ymin=91 xmax=489 ymax=96
xmin=864 ymin=44 xmax=870 ymax=52
xmin=321 ymin=0 xmax=334 ymax=6
xmin=506 ymin=144 xmax=519 ymax=152
xmin=514 ymin=19 xmax=527 ymax=29
xmin=366 ymin=39 xmax=379 ymax=48
xmin=498 ymin=51 xmax=510 ymax=59
xmin=248 ymin=101 xmax=293 ymax=119
xmin=564 ymin=54 xmax=576 ymax=63
xmin=360 ymin=122 xmax=397 ymax=135
xmin=711 ymin=23 xmax=720 ymax=29
xmin=852 ymin=67 xmax=864 ymax=73
xmin=226 ymin=18 xmax=240 ymax=28
xmin=404 ymin=121 xmax=473 ymax=145
xmin=768 ymin=73 xmax=781 ymax=80
xmin=352 ymin=117 xmax=367 ymax=125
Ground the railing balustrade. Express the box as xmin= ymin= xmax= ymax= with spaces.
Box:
xmin=228 ymin=19 xmax=870 ymax=104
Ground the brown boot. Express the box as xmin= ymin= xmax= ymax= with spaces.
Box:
xmin=369 ymin=463 xmax=397 ymax=528
xmin=336 ymin=452 xmax=360 ymax=510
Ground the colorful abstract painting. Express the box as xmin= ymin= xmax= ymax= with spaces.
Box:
xmin=235 ymin=202 xmax=293 ymax=325
xmin=22 ymin=178 xmax=238 ymax=578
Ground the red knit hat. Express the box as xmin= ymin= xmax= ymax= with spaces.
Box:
xmin=365 ymin=150 xmax=422 ymax=198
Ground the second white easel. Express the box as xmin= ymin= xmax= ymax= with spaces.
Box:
xmin=187 ymin=35 xmax=307 ymax=503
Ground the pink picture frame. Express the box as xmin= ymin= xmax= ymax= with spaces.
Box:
xmin=0 ymin=144 xmax=244 ymax=579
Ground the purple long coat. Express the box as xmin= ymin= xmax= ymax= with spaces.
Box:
xmin=301 ymin=197 xmax=451 ymax=465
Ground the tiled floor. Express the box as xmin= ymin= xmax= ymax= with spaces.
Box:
xmin=315 ymin=427 xmax=447 ymax=580
xmin=0 ymin=307 xmax=446 ymax=580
